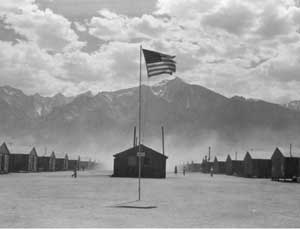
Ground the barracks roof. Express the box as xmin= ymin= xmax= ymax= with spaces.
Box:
xmin=114 ymin=144 xmax=168 ymax=159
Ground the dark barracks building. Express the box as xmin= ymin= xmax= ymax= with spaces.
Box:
xmin=0 ymin=142 xmax=10 ymax=174
xmin=243 ymin=151 xmax=272 ymax=178
xmin=9 ymin=147 xmax=38 ymax=173
xmin=271 ymin=147 xmax=300 ymax=181
xmin=213 ymin=156 xmax=226 ymax=174
xmin=68 ymin=156 xmax=80 ymax=170
xmin=185 ymin=161 xmax=201 ymax=172
xmin=113 ymin=144 xmax=168 ymax=178
xmin=55 ymin=153 xmax=69 ymax=171
xmin=38 ymin=151 xmax=56 ymax=172
xmin=225 ymin=154 xmax=243 ymax=176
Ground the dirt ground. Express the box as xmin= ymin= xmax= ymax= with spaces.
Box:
xmin=0 ymin=170 xmax=299 ymax=227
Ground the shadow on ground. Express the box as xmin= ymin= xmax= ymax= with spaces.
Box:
xmin=108 ymin=200 xmax=157 ymax=209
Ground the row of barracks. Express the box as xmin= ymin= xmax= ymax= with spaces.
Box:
xmin=0 ymin=142 xmax=96 ymax=174
xmin=177 ymin=161 xmax=201 ymax=173
xmin=199 ymin=147 xmax=300 ymax=181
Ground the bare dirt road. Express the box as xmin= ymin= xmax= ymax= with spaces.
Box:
xmin=0 ymin=170 xmax=299 ymax=227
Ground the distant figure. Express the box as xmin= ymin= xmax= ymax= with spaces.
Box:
xmin=210 ymin=167 xmax=214 ymax=177
xmin=82 ymin=166 xmax=85 ymax=171
xmin=174 ymin=166 xmax=178 ymax=175
xmin=183 ymin=167 xmax=186 ymax=176
xmin=72 ymin=168 xmax=77 ymax=178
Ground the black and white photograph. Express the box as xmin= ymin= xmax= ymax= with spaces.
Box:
xmin=1 ymin=0 xmax=300 ymax=228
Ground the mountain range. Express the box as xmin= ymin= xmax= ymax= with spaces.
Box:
xmin=1 ymin=77 xmax=300 ymax=168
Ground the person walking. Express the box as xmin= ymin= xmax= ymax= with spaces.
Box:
xmin=72 ymin=167 xmax=77 ymax=178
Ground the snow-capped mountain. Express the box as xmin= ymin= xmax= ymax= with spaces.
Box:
xmin=1 ymin=77 xmax=300 ymax=162
xmin=0 ymin=85 xmax=74 ymax=119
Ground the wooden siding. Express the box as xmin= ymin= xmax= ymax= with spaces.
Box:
xmin=28 ymin=148 xmax=38 ymax=172
xmin=226 ymin=155 xmax=243 ymax=176
xmin=55 ymin=158 xmax=66 ymax=171
xmin=38 ymin=156 xmax=50 ymax=171
xmin=68 ymin=160 xmax=78 ymax=170
xmin=9 ymin=154 xmax=29 ymax=172
xmin=213 ymin=157 xmax=226 ymax=174
xmin=49 ymin=152 xmax=56 ymax=171
xmin=243 ymin=152 xmax=271 ymax=178
xmin=225 ymin=155 xmax=233 ymax=175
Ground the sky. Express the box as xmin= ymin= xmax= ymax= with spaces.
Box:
xmin=0 ymin=0 xmax=300 ymax=103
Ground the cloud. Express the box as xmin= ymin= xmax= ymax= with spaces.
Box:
xmin=152 ymin=0 xmax=300 ymax=103
xmin=73 ymin=21 xmax=87 ymax=32
xmin=155 ymin=0 xmax=218 ymax=17
xmin=268 ymin=60 xmax=300 ymax=83
xmin=201 ymin=1 xmax=255 ymax=35
xmin=0 ymin=18 xmax=27 ymax=43
xmin=59 ymin=41 xmax=140 ymax=88
xmin=255 ymin=2 xmax=293 ymax=39
xmin=0 ymin=40 xmax=71 ymax=95
xmin=1 ymin=0 xmax=300 ymax=104
xmin=88 ymin=9 xmax=171 ymax=42
xmin=1 ymin=0 xmax=84 ymax=52
xmin=0 ymin=39 xmax=141 ymax=96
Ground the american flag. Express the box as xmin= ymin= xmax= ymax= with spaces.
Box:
xmin=142 ymin=49 xmax=176 ymax=77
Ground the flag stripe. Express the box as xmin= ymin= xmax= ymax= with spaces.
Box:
xmin=147 ymin=62 xmax=176 ymax=68
xmin=147 ymin=66 xmax=176 ymax=74
xmin=161 ymin=56 xmax=176 ymax=61
xmin=148 ymin=68 xmax=173 ymax=74
xmin=148 ymin=66 xmax=176 ymax=72
xmin=148 ymin=59 xmax=176 ymax=65
xmin=148 ymin=70 xmax=173 ymax=77
xmin=149 ymin=71 xmax=174 ymax=77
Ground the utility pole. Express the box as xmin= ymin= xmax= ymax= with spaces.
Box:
xmin=290 ymin=143 xmax=292 ymax=157
xmin=161 ymin=126 xmax=165 ymax=155
xmin=133 ymin=126 xmax=136 ymax=147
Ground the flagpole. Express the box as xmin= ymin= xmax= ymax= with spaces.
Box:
xmin=138 ymin=45 xmax=142 ymax=201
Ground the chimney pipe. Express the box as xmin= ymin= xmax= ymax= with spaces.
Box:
xmin=133 ymin=126 xmax=136 ymax=147
xmin=208 ymin=146 xmax=211 ymax=161
xmin=161 ymin=126 xmax=165 ymax=155
xmin=290 ymin=143 xmax=292 ymax=157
